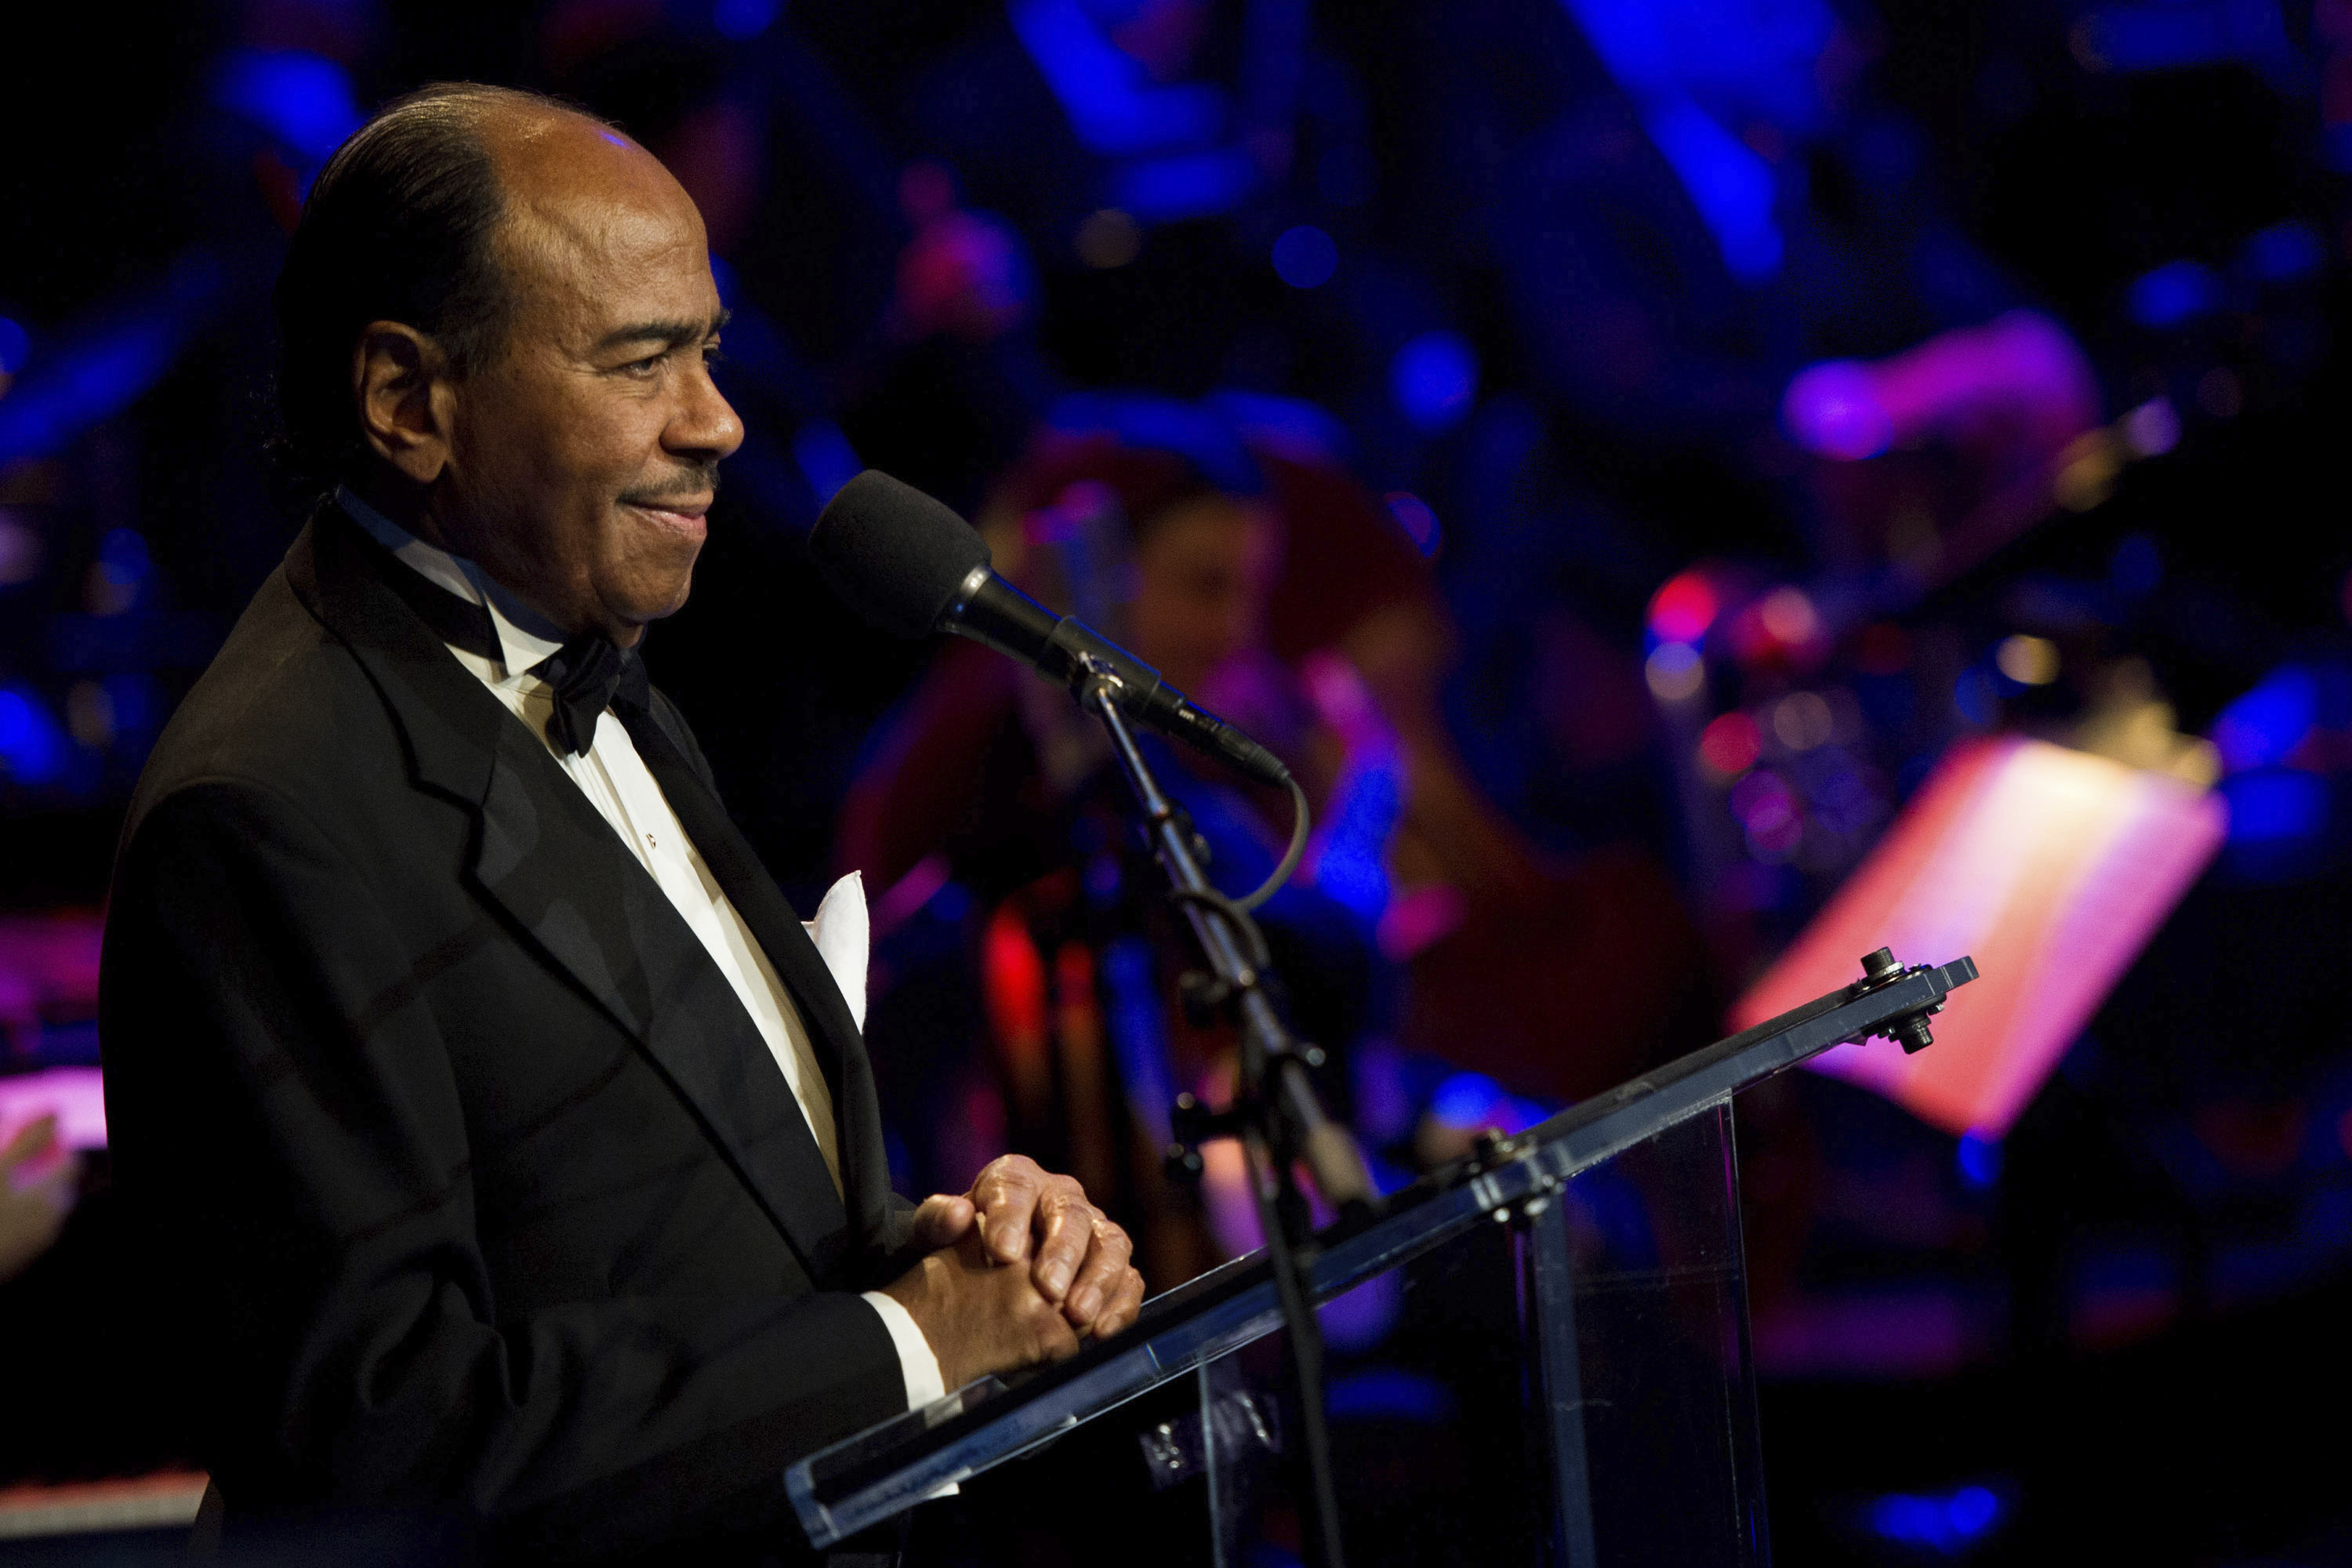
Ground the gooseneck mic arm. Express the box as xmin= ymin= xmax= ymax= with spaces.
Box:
xmin=1076 ymin=657 xmax=1367 ymax=1568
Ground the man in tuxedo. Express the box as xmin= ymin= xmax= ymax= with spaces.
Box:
xmin=98 ymin=82 xmax=1143 ymax=1560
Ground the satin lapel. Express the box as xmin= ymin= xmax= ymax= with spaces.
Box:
xmin=618 ymin=703 xmax=894 ymax=1250
xmin=289 ymin=506 xmax=856 ymax=1279
xmin=468 ymin=727 xmax=855 ymax=1279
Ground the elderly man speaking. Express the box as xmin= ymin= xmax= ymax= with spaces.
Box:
xmin=98 ymin=83 xmax=1142 ymax=1562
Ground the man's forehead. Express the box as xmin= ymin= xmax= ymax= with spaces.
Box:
xmin=486 ymin=112 xmax=714 ymax=320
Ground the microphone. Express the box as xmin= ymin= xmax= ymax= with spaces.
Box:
xmin=811 ymin=470 xmax=1292 ymax=789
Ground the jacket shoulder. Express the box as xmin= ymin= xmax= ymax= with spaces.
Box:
xmin=126 ymin=565 xmax=401 ymax=839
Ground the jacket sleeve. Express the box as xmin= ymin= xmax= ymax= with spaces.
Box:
xmin=100 ymin=778 xmax=906 ymax=1558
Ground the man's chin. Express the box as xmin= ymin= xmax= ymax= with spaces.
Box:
xmin=601 ymin=567 xmax=697 ymax=644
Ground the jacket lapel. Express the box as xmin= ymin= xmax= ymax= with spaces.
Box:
xmin=616 ymin=699 xmax=895 ymax=1254
xmin=288 ymin=507 xmax=860 ymax=1280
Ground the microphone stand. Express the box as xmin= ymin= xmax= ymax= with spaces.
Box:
xmin=1074 ymin=658 xmax=1371 ymax=1568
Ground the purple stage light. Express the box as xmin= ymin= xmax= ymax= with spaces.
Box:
xmin=1781 ymin=361 xmax=1893 ymax=459
xmin=1382 ymin=492 xmax=1441 ymax=557
xmin=0 ymin=1068 xmax=106 ymax=1152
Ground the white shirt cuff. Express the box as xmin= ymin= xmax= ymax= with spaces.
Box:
xmin=861 ymin=1290 xmax=946 ymax=1411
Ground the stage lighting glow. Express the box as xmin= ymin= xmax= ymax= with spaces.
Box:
xmin=1736 ymin=738 xmax=2225 ymax=1139
xmin=0 ymin=510 xmax=39 ymax=585
xmin=1636 ymin=96 xmax=1783 ymax=281
xmin=1646 ymin=641 xmax=1705 ymax=702
xmin=1700 ymin=713 xmax=1762 ymax=779
xmin=1758 ymin=586 xmax=1819 ymax=646
xmin=1113 ymin=148 xmax=1259 ymax=222
xmin=1646 ymin=570 xmax=1719 ymax=644
xmin=1994 ymin=635 xmax=2059 ymax=687
xmin=2212 ymin=666 xmax=2316 ymax=771
xmin=1389 ymin=330 xmax=1479 ymax=431
xmin=1864 ymin=1482 xmax=2007 ymax=1554
xmin=2119 ymin=397 xmax=2180 ymax=457
xmin=2239 ymin=219 xmax=2325 ymax=281
xmin=0 ymin=685 xmax=68 ymax=785
xmin=1781 ymin=360 xmax=1893 ymax=459
xmin=0 ymin=318 xmax=27 ymax=376
xmin=1075 ymin=208 xmax=1142 ymax=268
xmin=2126 ymin=259 xmax=2224 ymax=328
xmin=1272 ymin=225 xmax=1338 ymax=289
xmin=791 ymin=421 xmax=862 ymax=504
xmin=1011 ymin=0 xmax=1224 ymax=157
xmin=210 ymin=48 xmax=361 ymax=167
xmin=2220 ymin=768 xmax=2326 ymax=844
xmin=1323 ymin=1368 xmax=1457 ymax=1424
xmin=713 ymin=0 xmax=779 ymax=39
xmin=1773 ymin=691 xmax=1835 ymax=750
xmin=0 ymin=1067 xmax=107 ymax=1151
xmin=1956 ymin=1132 xmax=2002 ymax=1189
xmin=1383 ymin=492 xmax=1442 ymax=556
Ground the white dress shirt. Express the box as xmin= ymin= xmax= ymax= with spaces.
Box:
xmin=338 ymin=490 xmax=943 ymax=1414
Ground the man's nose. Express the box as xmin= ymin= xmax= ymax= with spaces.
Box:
xmin=670 ymin=365 xmax=746 ymax=463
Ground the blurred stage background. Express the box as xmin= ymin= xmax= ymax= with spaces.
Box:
xmin=4 ymin=0 xmax=2352 ymax=1561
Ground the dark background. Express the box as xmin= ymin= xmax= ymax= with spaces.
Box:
xmin=4 ymin=0 xmax=2352 ymax=1562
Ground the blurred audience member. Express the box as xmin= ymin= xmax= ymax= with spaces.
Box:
xmin=841 ymin=413 xmax=1719 ymax=1279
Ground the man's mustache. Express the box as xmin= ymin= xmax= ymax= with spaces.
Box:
xmin=619 ymin=466 xmax=722 ymax=506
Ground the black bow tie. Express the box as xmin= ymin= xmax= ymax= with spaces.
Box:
xmin=366 ymin=535 xmax=645 ymax=757
xmin=533 ymin=633 xmax=649 ymax=757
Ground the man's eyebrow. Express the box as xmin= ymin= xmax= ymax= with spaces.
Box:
xmin=591 ymin=308 xmax=732 ymax=354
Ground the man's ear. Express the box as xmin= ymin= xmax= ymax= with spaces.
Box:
xmin=351 ymin=321 xmax=455 ymax=485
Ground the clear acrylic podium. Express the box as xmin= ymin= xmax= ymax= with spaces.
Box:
xmin=788 ymin=956 xmax=1977 ymax=1566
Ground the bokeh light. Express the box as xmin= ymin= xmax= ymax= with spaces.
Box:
xmin=1700 ymin=712 xmax=1762 ymax=779
xmin=1389 ymin=331 xmax=1479 ymax=431
xmin=1647 ymin=570 xmax=1719 ymax=645
xmin=1645 ymin=641 xmax=1705 ymax=702
xmin=1271 ymin=225 xmax=1339 ymax=289
xmin=1994 ymin=636 xmax=2060 ymax=687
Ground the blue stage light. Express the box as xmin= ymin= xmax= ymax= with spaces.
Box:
xmin=210 ymin=49 xmax=362 ymax=167
xmin=1957 ymin=1133 xmax=2002 ymax=1189
xmin=0 ymin=685 xmax=68 ymax=785
xmin=713 ymin=0 xmax=779 ymax=40
xmin=2126 ymin=260 xmax=2224 ymax=328
xmin=2221 ymin=768 xmax=2328 ymax=845
xmin=0 ymin=318 xmax=27 ymax=376
xmin=1272 ymin=226 xmax=1338 ymax=289
xmin=1111 ymin=148 xmax=1259 ymax=222
xmin=2239 ymin=220 xmax=2325 ymax=283
xmin=1389 ymin=331 xmax=1479 ymax=431
xmin=1323 ymin=1369 xmax=1458 ymax=1425
xmin=1864 ymin=1482 xmax=2009 ymax=1555
xmin=2212 ymin=666 xmax=2317 ymax=771
xmin=1637 ymin=97 xmax=1782 ymax=281
xmin=791 ymin=421 xmax=862 ymax=505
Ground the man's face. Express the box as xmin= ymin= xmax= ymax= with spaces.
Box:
xmin=432 ymin=116 xmax=742 ymax=644
xmin=1127 ymin=497 xmax=1281 ymax=697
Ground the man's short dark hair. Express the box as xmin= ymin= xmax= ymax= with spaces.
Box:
xmin=272 ymin=82 xmax=593 ymax=492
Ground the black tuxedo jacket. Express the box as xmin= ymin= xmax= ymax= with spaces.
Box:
xmin=100 ymin=504 xmax=917 ymax=1560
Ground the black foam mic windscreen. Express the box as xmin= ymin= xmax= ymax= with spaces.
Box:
xmin=808 ymin=470 xmax=991 ymax=638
